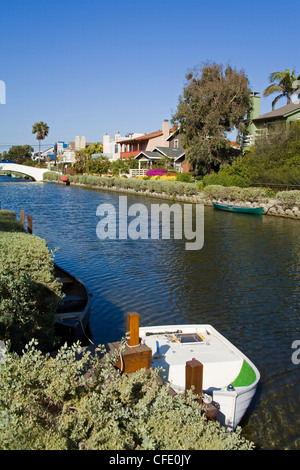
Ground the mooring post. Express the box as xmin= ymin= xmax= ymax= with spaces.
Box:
xmin=185 ymin=358 xmax=203 ymax=403
xmin=126 ymin=312 xmax=140 ymax=346
xmin=27 ymin=214 xmax=33 ymax=234
xmin=20 ymin=210 xmax=25 ymax=228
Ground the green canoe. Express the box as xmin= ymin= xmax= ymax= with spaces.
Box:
xmin=213 ymin=202 xmax=264 ymax=215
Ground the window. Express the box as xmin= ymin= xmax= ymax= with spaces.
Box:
xmin=174 ymin=139 xmax=179 ymax=148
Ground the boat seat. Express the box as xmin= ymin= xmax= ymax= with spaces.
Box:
xmin=61 ymin=295 xmax=85 ymax=303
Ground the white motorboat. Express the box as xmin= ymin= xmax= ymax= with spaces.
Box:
xmin=139 ymin=324 xmax=260 ymax=430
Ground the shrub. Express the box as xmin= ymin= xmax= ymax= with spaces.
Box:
xmin=0 ymin=211 xmax=61 ymax=353
xmin=146 ymin=168 xmax=167 ymax=177
xmin=203 ymin=185 xmax=267 ymax=202
xmin=0 ymin=340 xmax=255 ymax=450
xmin=176 ymin=172 xmax=193 ymax=183
xmin=276 ymin=190 xmax=300 ymax=208
xmin=203 ymin=172 xmax=249 ymax=188
xmin=46 ymin=173 xmax=200 ymax=198
xmin=160 ymin=175 xmax=177 ymax=181
xmin=150 ymin=175 xmax=161 ymax=180
xmin=43 ymin=171 xmax=60 ymax=181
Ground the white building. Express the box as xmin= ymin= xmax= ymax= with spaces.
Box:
xmin=55 ymin=136 xmax=87 ymax=164
xmin=103 ymin=131 xmax=144 ymax=161
xmin=32 ymin=146 xmax=55 ymax=161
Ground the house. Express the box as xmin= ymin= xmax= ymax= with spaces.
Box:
xmin=243 ymin=92 xmax=300 ymax=148
xmin=118 ymin=120 xmax=172 ymax=158
xmin=32 ymin=146 xmax=55 ymax=161
xmin=103 ymin=131 xmax=144 ymax=161
xmin=54 ymin=136 xmax=92 ymax=165
xmin=135 ymin=146 xmax=186 ymax=172
xmin=130 ymin=122 xmax=191 ymax=172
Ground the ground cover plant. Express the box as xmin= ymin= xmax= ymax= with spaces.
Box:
xmin=0 ymin=339 xmax=255 ymax=450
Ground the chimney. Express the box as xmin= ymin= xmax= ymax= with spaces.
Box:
xmin=162 ymin=120 xmax=170 ymax=145
xmin=80 ymin=136 xmax=86 ymax=149
xmin=75 ymin=136 xmax=80 ymax=150
xmin=103 ymin=134 xmax=110 ymax=154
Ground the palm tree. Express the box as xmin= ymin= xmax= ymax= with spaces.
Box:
xmin=263 ymin=68 xmax=300 ymax=110
xmin=32 ymin=121 xmax=49 ymax=162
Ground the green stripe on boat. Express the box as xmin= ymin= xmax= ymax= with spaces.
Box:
xmin=232 ymin=360 xmax=257 ymax=387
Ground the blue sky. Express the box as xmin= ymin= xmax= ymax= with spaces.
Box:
xmin=0 ymin=0 xmax=299 ymax=152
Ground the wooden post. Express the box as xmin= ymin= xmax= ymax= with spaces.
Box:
xmin=185 ymin=358 xmax=203 ymax=403
xmin=20 ymin=210 xmax=25 ymax=228
xmin=126 ymin=312 xmax=140 ymax=346
xmin=27 ymin=214 xmax=33 ymax=234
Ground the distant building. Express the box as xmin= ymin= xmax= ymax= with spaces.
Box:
xmin=32 ymin=146 xmax=55 ymax=161
xmin=103 ymin=131 xmax=144 ymax=161
xmin=117 ymin=120 xmax=172 ymax=159
xmin=54 ymin=136 xmax=91 ymax=165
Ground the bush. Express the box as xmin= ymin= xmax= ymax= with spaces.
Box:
xmin=276 ymin=190 xmax=300 ymax=208
xmin=203 ymin=172 xmax=249 ymax=188
xmin=43 ymin=172 xmax=200 ymax=197
xmin=226 ymin=123 xmax=300 ymax=186
xmin=203 ymin=185 xmax=267 ymax=202
xmin=0 ymin=211 xmax=61 ymax=353
xmin=176 ymin=172 xmax=193 ymax=183
xmin=0 ymin=340 xmax=255 ymax=450
xmin=146 ymin=169 xmax=167 ymax=177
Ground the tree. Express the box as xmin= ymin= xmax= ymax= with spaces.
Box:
xmin=171 ymin=62 xmax=251 ymax=174
xmin=263 ymin=68 xmax=300 ymax=110
xmin=32 ymin=121 xmax=49 ymax=162
xmin=74 ymin=143 xmax=103 ymax=174
xmin=5 ymin=145 xmax=34 ymax=164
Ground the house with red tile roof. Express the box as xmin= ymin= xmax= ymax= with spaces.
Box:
xmin=118 ymin=120 xmax=172 ymax=158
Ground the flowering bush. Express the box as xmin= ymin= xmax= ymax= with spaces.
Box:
xmin=160 ymin=175 xmax=177 ymax=181
xmin=150 ymin=175 xmax=161 ymax=180
xmin=146 ymin=168 xmax=167 ymax=177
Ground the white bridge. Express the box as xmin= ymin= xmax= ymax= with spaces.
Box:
xmin=0 ymin=163 xmax=49 ymax=181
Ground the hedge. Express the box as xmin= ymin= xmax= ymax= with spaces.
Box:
xmin=0 ymin=210 xmax=61 ymax=353
xmin=43 ymin=172 xmax=200 ymax=197
xmin=203 ymin=185 xmax=269 ymax=202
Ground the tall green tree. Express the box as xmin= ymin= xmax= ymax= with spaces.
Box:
xmin=32 ymin=121 xmax=49 ymax=162
xmin=263 ymin=68 xmax=300 ymax=110
xmin=171 ymin=62 xmax=251 ymax=174
xmin=0 ymin=145 xmax=34 ymax=164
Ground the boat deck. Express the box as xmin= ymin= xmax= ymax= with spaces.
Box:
xmin=139 ymin=325 xmax=243 ymax=392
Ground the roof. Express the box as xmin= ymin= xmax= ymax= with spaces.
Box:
xmin=118 ymin=129 xmax=163 ymax=144
xmin=153 ymin=147 xmax=185 ymax=161
xmin=253 ymin=101 xmax=300 ymax=121
xmin=135 ymin=146 xmax=186 ymax=161
xmin=135 ymin=151 xmax=162 ymax=160
xmin=166 ymin=126 xmax=179 ymax=141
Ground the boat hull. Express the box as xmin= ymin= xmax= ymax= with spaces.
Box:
xmin=139 ymin=324 xmax=260 ymax=430
xmin=54 ymin=264 xmax=92 ymax=342
xmin=213 ymin=202 xmax=264 ymax=215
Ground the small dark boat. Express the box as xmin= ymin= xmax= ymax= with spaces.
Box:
xmin=213 ymin=202 xmax=264 ymax=215
xmin=54 ymin=263 xmax=92 ymax=342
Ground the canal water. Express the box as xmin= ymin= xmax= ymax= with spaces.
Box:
xmin=1 ymin=176 xmax=300 ymax=450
